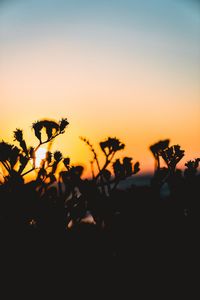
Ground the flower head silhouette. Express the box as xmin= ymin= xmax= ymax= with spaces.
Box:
xmin=161 ymin=145 xmax=185 ymax=171
xmin=150 ymin=139 xmax=170 ymax=170
xmin=100 ymin=137 xmax=125 ymax=157
xmin=184 ymin=158 xmax=200 ymax=177
xmin=32 ymin=118 xmax=69 ymax=145
xmin=59 ymin=118 xmax=69 ymax=133
xmin=54 ymin=151 xmax=63 ymax=162
xmin=13 ymin=129 xmax=23 ymax=142
xmin=113 ymin=157 xmax=140 ymax=180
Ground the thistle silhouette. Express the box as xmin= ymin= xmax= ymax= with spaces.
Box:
xmin=161 ymin=145 xmax=185 ymax=172
xmin=81 ymin=136 xmax=139 ymax=195
xmin=184 ymin=158 xmax=200 ymax=178
xmin=0 ymin=120 xmax=199 ymax=240
xmin=150 ymin=139 xmax=170 ymax=171
xmin=32 ymin=118 xmax=69 ymax=146
xmin=0 ymin=118 xmax=69 ymax=182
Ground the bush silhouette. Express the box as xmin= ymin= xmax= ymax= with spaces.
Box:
xmin=0 ymin=118 xmax=199 ymax=286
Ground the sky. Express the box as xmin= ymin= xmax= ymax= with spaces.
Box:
xmin=0 ymin=0 xmax=200 ymax=176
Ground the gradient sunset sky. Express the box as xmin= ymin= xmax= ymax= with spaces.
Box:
xmin=0 ymin=0 xmax=199 ymax=175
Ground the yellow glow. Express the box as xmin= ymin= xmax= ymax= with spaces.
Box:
xmin=35 ymin=147 xmax=47 ymax=168
xmin=0 ymin=3 xmax=199 ymax=176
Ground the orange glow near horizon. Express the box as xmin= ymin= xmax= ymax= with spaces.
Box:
xmin=0 ymin=0 xmax=199 ymax=177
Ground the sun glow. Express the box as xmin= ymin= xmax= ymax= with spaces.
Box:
xmin=35 ymin=147 xmax=47 ymax=168
xmin=0 ymin=1 xmax=199 ymax=174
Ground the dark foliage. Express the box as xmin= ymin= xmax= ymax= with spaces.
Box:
xmin=0 ymin=119 xmax=198 ymax=292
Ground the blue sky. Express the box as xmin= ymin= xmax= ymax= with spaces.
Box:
xmin=1 ymin=0 xmax=199 ymax=77
xmin=0 ymin=0 xmax=199 ymax=173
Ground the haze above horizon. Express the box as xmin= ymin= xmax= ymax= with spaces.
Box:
xmin=0 ymin=0 xmax=199 ymax=175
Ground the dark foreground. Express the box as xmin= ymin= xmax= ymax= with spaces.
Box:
xmin=0 ymin=130 xmax=198 ymax=296
xmin=0 ymin=182 xmax=197 ymax=297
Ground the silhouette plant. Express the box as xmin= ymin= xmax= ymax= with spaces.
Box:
xmin=150 ymin=140 xmax=185 ymax=194
xmin=81 ymin=137 xmax=125 ymax=180
xmin=160 ymin=145 xmax=185 ymax=173
xmin=184 ymin=158 xmax=200 ymax=178
xmin=81 ymin=136 xmax=140 ymax=196
xmin=1 ymin=119 xmax=199 ymax=246
xmin=35 ymin=150 xmax=67 ymax=193
xmin=112 ymin=157 xmax=140 ymax=190
xmin=0 ymin=118 xmax=69 ymax=183
xmin=150 ymin=139 xmax=170 ymax=171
